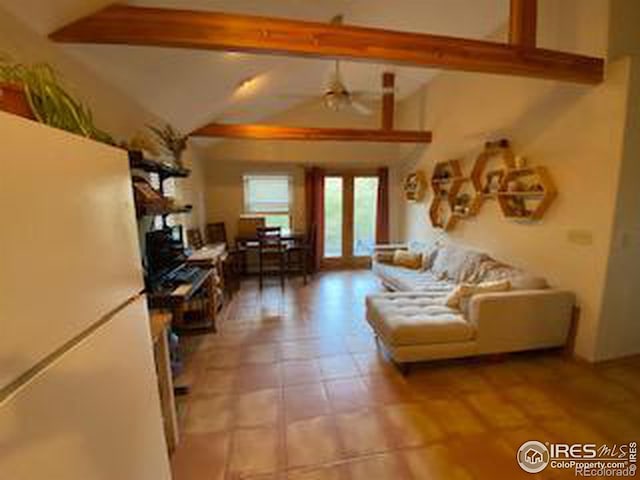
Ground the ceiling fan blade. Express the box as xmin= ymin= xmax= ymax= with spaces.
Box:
xmin=352 ymin=91 xmax=383 ymax=100
xmin=350 ymin=101 xmax=373 ymax=116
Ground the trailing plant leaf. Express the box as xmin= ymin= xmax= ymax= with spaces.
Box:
xmin=0 ymin=54 xmax=115 ymax=145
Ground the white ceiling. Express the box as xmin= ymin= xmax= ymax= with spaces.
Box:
xmin=0 ymin=0 xmax=509 ymax=132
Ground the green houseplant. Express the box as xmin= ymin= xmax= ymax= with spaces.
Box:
xmin=147 ymin=123 xmax=188 ymax=167
xmin=0 ymin=55 xmax=114 ymax=145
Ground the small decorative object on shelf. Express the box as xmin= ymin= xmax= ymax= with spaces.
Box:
xmin=148 ymin=123 xmax=188 ymax=168
xmin=497 ymin=166 xmax=557 ymax=221
xmin=403 ymin=170 xmax=427 ymax=202
xmin=0 ymin=54 xmax=114 ymax=145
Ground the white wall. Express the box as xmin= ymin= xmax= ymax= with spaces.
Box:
xmin=395 ymin=0 xmax=637 ymax=361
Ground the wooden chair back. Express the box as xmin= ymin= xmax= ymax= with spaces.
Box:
xmin=187 ymin=228 xmax=204 ymax=250
xmin=206 ymin=222 xmax=228 ymax=246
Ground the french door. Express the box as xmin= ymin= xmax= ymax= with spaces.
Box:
xmin=323 ymin=173 xmax=378 ymax=268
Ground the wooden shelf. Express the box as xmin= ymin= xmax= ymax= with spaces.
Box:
xmin=429 ymin=159 xmax=472 ymax=231
xmin=470 ymin=139 xmax=515 ymax=214
xmin=128 ymin=150 xmax=190 ymax=179
xmin=497 ymin=166 xmax=557 ymax=221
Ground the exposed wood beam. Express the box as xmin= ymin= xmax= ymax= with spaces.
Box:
xmin=190 ymin=123 xmax=432 ymax=143
xmin=510 ymin=0 xmax=538 ymax=48
xmin=49 ymin=4 xmax=603 ymax=84
xmin=381 ymin=72 xmax=395 ymax=131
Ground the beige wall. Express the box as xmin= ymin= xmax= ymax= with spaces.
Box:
xmin=395 ymin=0 xmax=636 ymax=361
xmin=0 ymin=6 xmax=207 ymax=237
xmin=203 ymin=160 xmax=306 ymax=242
xmin=595 ymin=0 xmax=640 ymax=361
xmin=202 ymin=96 xmax=408 ymax=242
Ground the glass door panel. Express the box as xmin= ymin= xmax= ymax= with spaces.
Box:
xmin=353 ymin=177 xmax=379 ymax=256
xmin=323 ymin=176 xmax=343 ymax=258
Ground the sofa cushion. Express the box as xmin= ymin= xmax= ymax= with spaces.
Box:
xmin=372 ymin=262 xmax=456 ymax=294
xmin=366 ymin=293 xmax=477 ymax=346
xmin=445 ymin=280 xmax=511 ymax=309
xmin=469 ymin=259 xmax=548 ymax=290
xmin=393 ymin=250 xmax=422 ymax=269
xmin=430 ymin=243 xmax=490 ymax=283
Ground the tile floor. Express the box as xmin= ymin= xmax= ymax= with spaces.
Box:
xmin=171 ymin=271 xmax=640 ymax=480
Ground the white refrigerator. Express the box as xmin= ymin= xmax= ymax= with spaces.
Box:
xmin=0 ymin=112 xmax=171 ymax=479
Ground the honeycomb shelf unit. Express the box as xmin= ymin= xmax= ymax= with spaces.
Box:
xmin=403 ymin=170 xmax=427 ymax=202
xmin=429 ymin=159 xmax=470 ymax=231
xmin=497 ymin=166 xmax=557 ymax=221
xmin=470 ymin=139 xmax=516 ymax=214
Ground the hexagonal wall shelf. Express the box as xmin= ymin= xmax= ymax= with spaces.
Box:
xmin=429 ymin=159 xmax=470 ymax=231
xmin=470 ymin=139 xmax=516 ymax=214
xmin=497 ymin=166 xmax=557 ymax=221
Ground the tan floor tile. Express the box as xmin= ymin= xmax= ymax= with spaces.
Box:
xmin=286 ymin=416 xmax=342 ymax=468
xmin=281 ymin=340 xmax=318 ymax=361
xmin=324 ymin=377 xmax=373 ymax=413
xmin=364 ymin=375 xmax=415 ymax=405
xmin=465 ymin=392 xmax=529 ymax=429
xmin=352 ymin=351 xmax=395 ymax=376
xmin=284 ymin=384 xmax=331 ymax=422
xmin=403 ymin=445 xmax=473 ymax=480
xmin=346 ymin=452 xmax=413 ymax=480
xmin=171 ymin=432 xmax=230 ymax=480
xmin=243 ymin=344 xmax=281 ymax=364
xmin=319 ymin=355 xmax=360 ymax=380
xmin=382 ymin=403 xmax=444 ymax=447
xmin=282 ymin=359 xmax=322 ymax=386
xmin=196 ymin=369 xmax=237 ymax=395
xmin=505 ymin=385 xmax=568 ymax=419
xmin=286 ymin=465 xmax=346 ymax=480
xmin=446 ymin=434 xmax=534 ymax=480
xmin=235 ymin=388 xmax=281 ymax=427
xmin=205 ymin=348 xmax=243 ymax=369
xmin=233 ymin=364 xmax=282 ymax=393
xmin=421 ymin=397 xmax=486 ymax=436
xmin=229 ymin=427 xmax=281 ymax=477
xmin=184 ymin=394 xmax=234 ymax=434
xmin=335 ymin=409 xmax=392 ymax=457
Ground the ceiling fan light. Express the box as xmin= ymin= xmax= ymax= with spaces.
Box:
xmin=324 ymin=92 xmax=343 ymax=111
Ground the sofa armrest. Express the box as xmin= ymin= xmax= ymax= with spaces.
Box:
xmin=469 ymin=290 xmax=575 ymax=354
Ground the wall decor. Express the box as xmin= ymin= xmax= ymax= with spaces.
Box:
xmin=497 ymin=166 xmax=557 ymax=221
xmin=470 ymin=139 xmax=515 ymax=213
xmin=429 ymin=159 xmax=472 ymax=231
xmin=403 ymin=170 xmax=427 ymax=202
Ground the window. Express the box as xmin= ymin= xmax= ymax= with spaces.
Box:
xmin=353 ymin=176 xmax=379 ymax=256
xmin=324 ymin=176 xmax=343 ymax=258
xmin=243 ymin=175 xmax=292 ymax=231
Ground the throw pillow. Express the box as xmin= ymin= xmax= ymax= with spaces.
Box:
xmin=445 ymin=280 xmax=511 ymax=309
xmin=374 ymin=251 xmax=395 ymax=264
xmin=393 ymin=250 xmax=423 ymax=269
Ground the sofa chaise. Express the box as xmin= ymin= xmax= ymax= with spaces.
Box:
xmin=366 ymin=242 xmax=575 ymax=370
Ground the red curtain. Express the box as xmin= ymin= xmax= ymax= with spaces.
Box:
xmin=376 ymin=167 xmax=390 ymax=245
xmin=305 ymin=167 xmax=325 ymax=271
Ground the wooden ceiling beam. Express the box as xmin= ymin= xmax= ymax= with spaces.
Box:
xmin=49 ymin=4 xmax=603 ymax=84
xmin=510 ymin=0 xmax=538 ymax=48
xmin=381 ymin=72 xmax=395 ymax=131
xmin=190 ymin=123 xmax=432 ymax=143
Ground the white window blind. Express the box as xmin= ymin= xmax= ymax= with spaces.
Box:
xmin=243 ymin=175 xmax=292 ymax=213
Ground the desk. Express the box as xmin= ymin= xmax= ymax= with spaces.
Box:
xmin=235 ymin=231 xmax=305 ymax=247
xmin=148 ymin=267 xmax=218 ymax=332
xmin=149 ymin=310 xmax=178 ymax=453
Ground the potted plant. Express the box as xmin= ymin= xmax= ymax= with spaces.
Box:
xmin=0 ymin=55 xmax=115 ymax=145
xmin=148 ymin=123 xmax=188 ymax=167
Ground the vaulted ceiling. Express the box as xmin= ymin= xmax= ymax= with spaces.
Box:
xmin=0 ymin=0 xmax=509 ymax=132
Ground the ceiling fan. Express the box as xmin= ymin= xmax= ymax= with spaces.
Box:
xmin=279 ymin=14 xmax=396 ymax=116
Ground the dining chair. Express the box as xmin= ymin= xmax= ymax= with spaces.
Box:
xmin=257 ymin=226 xmax=286 ymax=289
xmin=207 ymin=221 xmax=247 ymax=276
xmin=286 ymin=224 xmax=316 ymax=284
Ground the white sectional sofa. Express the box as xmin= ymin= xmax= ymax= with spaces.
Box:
xmin=367 ymin=242 xmax=575 ymax=370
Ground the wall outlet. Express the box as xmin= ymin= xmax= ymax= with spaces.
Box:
xmin=567 ymin=229 xmax=594 ymax=246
